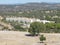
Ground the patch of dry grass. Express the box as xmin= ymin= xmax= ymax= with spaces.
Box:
xmin=0 ymin=31 xmax=39 ymax=45
xmin=0 ymin=31 xmax=60 ymax=45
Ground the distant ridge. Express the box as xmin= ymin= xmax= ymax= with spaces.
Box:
xmin=0 ymin=2 xmax=60 ymax=13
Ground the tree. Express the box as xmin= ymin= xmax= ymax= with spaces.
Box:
xmin=28 ymin=22 xmax=44 ymax=36
xmin=39 ymin=35 xmax=46 ymax=43
xmin=45 ymin=23 xmax=55 ymax=33
xmin=14 ymin=24 xmax=26 ymax=31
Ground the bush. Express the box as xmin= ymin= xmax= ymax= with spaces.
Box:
xmin=39 ymin=35 xmax=46 ymax=43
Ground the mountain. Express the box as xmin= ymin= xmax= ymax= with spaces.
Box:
xmin=0 ymin=2 xmax=60 ymax=13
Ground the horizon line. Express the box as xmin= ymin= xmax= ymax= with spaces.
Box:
xmin=0 ymin=2 xmax=60 ymax=5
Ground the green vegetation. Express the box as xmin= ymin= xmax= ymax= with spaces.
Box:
xmin=45 ymin=23 xmax=60 ymax=33
xmin=2 ymin=10 xmax=60 ymax=23
xmin=28 ymin=22 xmax=60 ymax=33
xmin=2 ymin=18 xmax=60 ymax=32
xmin=13 ymin=24 xmax=26 ymax=31
xmin=28 ymin=22 xmax=44 ymax=36
xmin=39 ymin=35 xmax=46 ymax=43
xmin=2 ymin=7 xmax=60 ymax=32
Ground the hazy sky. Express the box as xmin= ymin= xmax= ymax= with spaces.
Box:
xmin=0 ymin=0 xmax=60 ymax=4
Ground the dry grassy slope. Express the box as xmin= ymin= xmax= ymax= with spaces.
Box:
xmin=0 ymin=31 xmax=39 ymax=45
xmin=0 ymin=31 xmax=60 ymax=45
xmin=0 ymin=21 xmax=13 ymax=29
xmin=41 ymin=33 xmax=60 ymax=45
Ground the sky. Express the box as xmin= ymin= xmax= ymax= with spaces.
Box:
xmin=0 ymin=0 xmax=60 ymax=4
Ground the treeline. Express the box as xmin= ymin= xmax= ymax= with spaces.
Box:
xmin=44 ymin=23 xmax=60 ymax=33
xmin=29 ymin=22 xmax=60 ymax=33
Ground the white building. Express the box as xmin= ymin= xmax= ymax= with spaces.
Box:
xmin=6 ymin=17 xmax=55 ymax=23
xmin=6 ymin=17 xmax=40 ymax=23
xmin=40 ymin=20 xmax=54 ymax=24
xmin=6 ymin=17 xmax=55 ymax=28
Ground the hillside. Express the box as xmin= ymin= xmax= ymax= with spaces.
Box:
xmin=0 ymin=2 xmax=60 ymax=20
xmin=0 ymin=31 xmax=60 ymax=45
xmin=0 ymin=2 xmax=60 ymax=12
